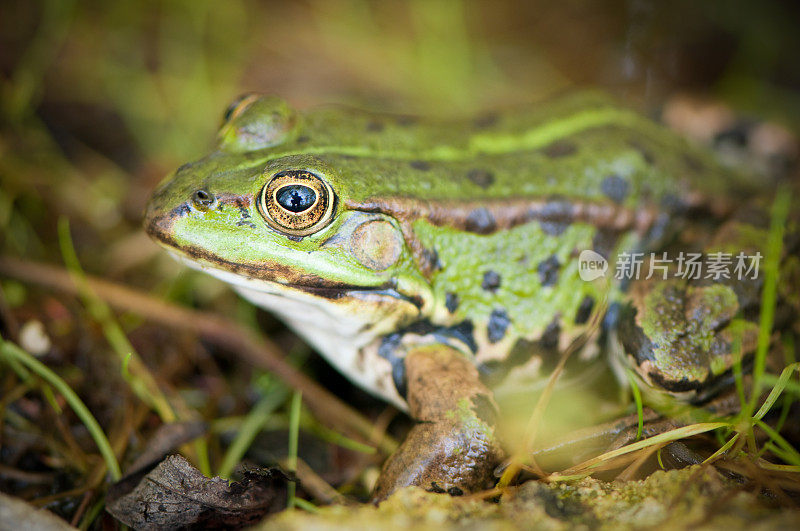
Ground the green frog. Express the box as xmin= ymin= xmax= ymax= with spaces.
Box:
xmin=144 ymin=92 xmax=794 ymax=500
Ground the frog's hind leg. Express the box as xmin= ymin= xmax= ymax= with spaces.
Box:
xmin=615 ymin=212 xmax=798 ymax=405
xmin=372 ymin=343 xmax=504 ymax=501
xmin=614 ymin=273 xmax=760 ymax=405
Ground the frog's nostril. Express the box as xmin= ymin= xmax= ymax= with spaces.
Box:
xmin=191 ymin=189 xmax=216 ymax=210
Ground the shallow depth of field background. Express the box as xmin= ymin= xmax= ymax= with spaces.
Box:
xmin=1 ymin=0 xmax=799 ymax=523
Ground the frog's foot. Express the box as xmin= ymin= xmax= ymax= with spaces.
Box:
xmin=616 ymin=276 xmax=760 ymax=403
xmin=372 ymin=344 xmax=504 ymax=502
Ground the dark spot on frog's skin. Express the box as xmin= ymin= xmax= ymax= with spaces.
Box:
xmin=409 ymin=160 xmax=431 ymax=171
xmin=592 ymin=229 xmax=619 ymax=260
xmin=445 ymin=292 xmax=459 ymax=313
xmin=713 ymin=121 xmax=752 ymax=149
xmin=660 ymin=193 xmax=687 ymax=213
xmin=429 ymin=482 xmax=446 ymax=494
xmin=473 ymin=113 xmax=498 ymax=129
xmin=447 ymin=487 xmax=464 ymax=497
xmin=378 ymin=333 xmax=408 ymax=398
xmin=506 ymin=338 xmax=537 ymax=368
xmin=174 ymin=203 xmax=191 ymax=217
xmin=487 ymin=309 xmax=511 ymax=343
xmin=421 ymin=247 xmax=441 ymax=272
xmin=296 ymin=135 xmax=310 ymax=143
xmin=542 ymin=141 xmax=577 ymax=158
xmin=541 ymin=196 xmax=573 ymax=216
xmin=464 ymin=208 xmax=496 ymax=234
xmin=482 ymin=270 xmax=501 ymax=292
xmin=628 ymin=139 xmax=655 ymax=165
xmin=437 ymin=320 xmax=478 ymax=353
xmin=603 ymin=302 xmax=622 ymax=332
xmin=537 ymin=255 xmax=560 ymax=287
xmin=540 ymin=318 xmax=561 ymax=351
xmin=366 ymin=120 xmax=385 ymax=132
xmin=574 ymin=295 xmax=595 ymax=325
xmin=466 ymin=169 xmax=495 ymax=188
xmin=600 ymin=174 xmax=630 ymax=204
xmin=470 ymin=393 xmax=498 ymax=427
xmin=641 ymin=212 xmax=671 ymax=251
xmin=537 ymin=197 xmax=573 ymax=236
xmin=379 ymin=321 xmax=478 ymax=388
xmin=540 ymin=221 xmax=569 ymax=236
xmin=234 ymin=198 xmax=257 ymax=228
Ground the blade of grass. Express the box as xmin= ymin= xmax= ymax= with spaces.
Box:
xmin=761 ymin=374 xmax=800 ymax=396
xmin=753 ymin=363 xmax=800 ymax=421
xmin=0 ymin=339 xmax=121 ymax=480
xmin=774 ymin=334 xmax=797 ymax=433
xmin=218 ymin=385 xmax=289 ymax=479
xmin=757 ymin=461 xmax=800 ymax=473
xmin=78 ymin=496 xmax=106 ymax=531
xmin=57 ymin=218 xmax=176 ymax=423
xmin=625 ymin=368 xmax=644 ymax=441
xmin=0 ymin=255 xmax=398 ymax=455
xmin=703 ymin=432 xmax=740 ymax=465
xmin=58 ymin=218 xmax=212 ymax=475
xmin=293 ymin=497 xmax=319 ymax=513
xmin=564 ymin=422 xmax=729 ymax=474
xmin=287 ymin=390 xmax=302 ymax=509
xmin=755 ymin=420 xmax=800 ymax=467
xmin=308 ymin=420 xmax=378 ymax=454
xmin=746 ymin=187 xmax=790 ymax=416
xmin=499 ymin=291 xmax=610 ymax=487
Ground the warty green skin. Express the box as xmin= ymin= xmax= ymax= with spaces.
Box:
xmin=144 ymin=92 xmax=762 ymax=409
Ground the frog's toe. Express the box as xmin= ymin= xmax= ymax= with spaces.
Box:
xmin=617 ymin=278 xmax=759 ymax=402
xmin=372 ymin=417 xmax=502 ymax=501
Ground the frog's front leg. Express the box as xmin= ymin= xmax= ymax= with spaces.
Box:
xmin=372 ymin=343 xmax=504 ymax=501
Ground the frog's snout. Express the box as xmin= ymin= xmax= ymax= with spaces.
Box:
xmin=143 ymin=180 xmax=188 ymax=246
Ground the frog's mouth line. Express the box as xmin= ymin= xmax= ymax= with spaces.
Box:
xmin=148 ymin=225 xmax=421 ymax=309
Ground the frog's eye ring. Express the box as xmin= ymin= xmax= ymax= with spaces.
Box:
xmin=258 ymin=170 xmax=335 ymax=236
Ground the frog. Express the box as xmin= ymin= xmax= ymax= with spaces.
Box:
xmin=144 ymin=92 xmax=797 ymax=500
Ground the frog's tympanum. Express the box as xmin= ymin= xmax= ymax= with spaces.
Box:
xmin=145 ymin=93 xmax=797 ymax=500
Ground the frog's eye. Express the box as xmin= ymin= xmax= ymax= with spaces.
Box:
xmin=258 ymin=170 xmax=335 ymax=236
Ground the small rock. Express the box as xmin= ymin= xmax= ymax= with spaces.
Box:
xmin=19 ymin=320 xmax=51 ymax=356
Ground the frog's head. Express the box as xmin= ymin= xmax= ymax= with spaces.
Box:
xmin=144 ymin=95 xmax=431 ymax=349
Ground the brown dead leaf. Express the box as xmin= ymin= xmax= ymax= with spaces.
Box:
xmin=106 ymin=454 xmax=290 ymax=529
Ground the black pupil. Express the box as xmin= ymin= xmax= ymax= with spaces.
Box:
xmin=276 ymin=185 xmax=316 ymax=213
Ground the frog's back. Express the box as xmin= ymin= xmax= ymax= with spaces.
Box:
xmin=296 ymin=91 xmax=758 ymax=208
